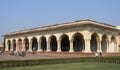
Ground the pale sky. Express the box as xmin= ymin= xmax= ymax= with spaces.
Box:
xmin=0 ymin=0 xmax=120 ymax=42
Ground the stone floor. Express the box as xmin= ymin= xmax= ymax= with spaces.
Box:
xmin=0 ymin=52 xmax=94 ymax=60
xmin=0 ymin=52 xmax=119 ymax=60
xmin=0 ymin=54 xmax=68 ymax=60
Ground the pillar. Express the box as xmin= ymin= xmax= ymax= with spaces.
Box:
xmin=97 ymin=34 xmax=102 ymax=52
xmin=97 ymin=38 xmax=102 ymax=52
xmin=115 ymin=36 xmax=119 ymax=53
xmin=10 ymin=39 xmax=13 ymax=51
xmin=107 ymin=36 xmax=111 ymax=52
xmin=21 ymin=38 xmax=25 ymax=51
xmin=106 ymin=38 xmax=109 ymax=52
xmin=29 ymin=41 xmax=32 ymax=52
xmin=84 ymin=39 xmax=91 ymax=53
xmin=46 ymin=37 xmax=51 ymax=52
xmin=57 ymin=39 xmax=61 ymax=52
xmin=69 ymin=38 xmax=74 ymax=52
xmin=84 ymin=31 xmax=91 ymax=53
xmin=28 ymin=37 xmax=32 ymax=52
xmin=37 ymin=38 xmax=42 ymax=52
xmin=15 ymin=38 xmax=19 ymax=51
xmin=22 ymin=42 xmax=25 ymax=51
xmin=5 ymin=39 xmax=9 ymax=51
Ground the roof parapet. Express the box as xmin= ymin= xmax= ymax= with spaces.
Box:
xmin=3 ymin=19 xmax=119 ymax=37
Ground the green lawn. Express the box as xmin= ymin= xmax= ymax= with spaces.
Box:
xmin=0 ymin=62 xmax=120 ymax=70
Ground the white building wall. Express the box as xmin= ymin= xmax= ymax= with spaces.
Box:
xmin=4 ymin=25 xmax=120 ymax=53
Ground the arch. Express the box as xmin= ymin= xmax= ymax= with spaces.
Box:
xmin=40 ymin=36 xmax=47 ymax=51
xmin=90 ymin=33 xmax=99 ymax=52
xmin=110 ymin=36 xmax=116 ymax=52
xmin=7 ymin=40 xmax=11 ymax=51
xmin=24 ymin=38 xmax=29 ymax=51
xmin=72 ymin=33 xmax=85 ymax=52
xmin=60 ymin=34 xmax=70 ymax=52
xmin=18 ymin=39 xmax=22 ymax=51
xmin=12 ymin=39 xmax=16 ymax=51
xmin=49 ymin=35 xmax=57 ymax=51
xmin=31 ymin=37 xmax=38 ymax=51
xmin=101 ymin=34 xmax=108 ymax=52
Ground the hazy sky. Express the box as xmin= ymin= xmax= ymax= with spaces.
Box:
xmin=0 ymin=0 xmax=120 ymax=42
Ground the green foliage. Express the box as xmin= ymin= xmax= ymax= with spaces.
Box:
xmin=0 ymin=57 xmax=120 ymax=68
xmin=1 ymin=62 xmax=120 ymax=70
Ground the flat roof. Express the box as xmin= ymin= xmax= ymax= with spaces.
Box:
xmin=3 ymin=19 xmax=120 ymax=37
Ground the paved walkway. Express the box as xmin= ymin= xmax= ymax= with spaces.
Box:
xmin=0 ymin=52 xmax=95 ymax=60
xmin=0 ymin=54 xmax=69 ymax=60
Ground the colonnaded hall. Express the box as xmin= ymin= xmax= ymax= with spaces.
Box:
xmin=3 ymin=19 xmax=120 ymax=54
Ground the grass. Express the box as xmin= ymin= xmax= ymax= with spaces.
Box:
xmin=0 ymin=62 xmax=120 ymax=70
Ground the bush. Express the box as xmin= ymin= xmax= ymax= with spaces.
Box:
xmin=0 ymin=57 xmax=120 ymax=68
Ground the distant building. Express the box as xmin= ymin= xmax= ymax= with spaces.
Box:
xmin=3 ymin=19 xmax=120 ymax=53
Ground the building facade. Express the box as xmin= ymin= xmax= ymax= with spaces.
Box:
xmin=3 ymin=20 xmax=120 ymax=53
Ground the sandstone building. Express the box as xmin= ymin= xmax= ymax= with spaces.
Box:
xmin=3 ymin=19 xmax=120 ymax=53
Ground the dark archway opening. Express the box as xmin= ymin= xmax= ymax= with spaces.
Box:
xmin=73 ymin=33 xmax=85 ymax=52
xmin=61 ymin=34 xmax=70 ymax=52
xmin=32 ymin=37 xmax=38 ymax=51
xmin=24 ymin=38 xmax=29 ymax=51
xmin=101 ymin=35 xmax=107 ymax=52
xmin=13 ymin=40 xmax=16 ymax=51
xmin=8 ymin=40 xmax=11 ymax=51
xmin=41 ymin=37 xmax=47 ymax=51
xmin=50 ymin=36 xmax=57 ymax=51
xmin=18 ymin=39 xmax=22 ymax=51
xmin=90 ymin=33 xmax=98 ymax=52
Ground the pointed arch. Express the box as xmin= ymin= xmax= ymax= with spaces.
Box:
xmin=24 ymin=37 xmax=29 ymax=51
xmin=12 ymin=39 xmax=16 ymax=51
xmin=40 ymin=36 xmax=47 ymax=51
xmin=72 ymin=32 xmax=85 ymax=52
xmin=60 ymin=34 xmax=70 ymax=52
xmin=49 ymin=35 xmax=57 ymax=51
xmin=90 ymin=33 xmax=99 ymax=52
xmin=101 ymin=34 xmax=108 ymax=52
xmin=31 ymin=37 xmax=38 ymax=51
xmin=110 ymin=36 xmax=117 ymax=52
xmin=18 ymin=39 xmax=22 ymax=51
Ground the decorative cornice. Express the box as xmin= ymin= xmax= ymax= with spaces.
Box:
xmin=3 ymin=19 xmax=120 ymax=37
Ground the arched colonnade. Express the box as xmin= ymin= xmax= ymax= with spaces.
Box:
xmin=5 ymin=32 xmax=117 ymax=53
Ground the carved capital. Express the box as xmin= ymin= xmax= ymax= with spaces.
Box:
xmin=85 ymin=39 xmax=90 ymax=42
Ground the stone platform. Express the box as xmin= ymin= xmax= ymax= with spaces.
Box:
xmin=0 ymin=52 xmax=120 ymax=60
